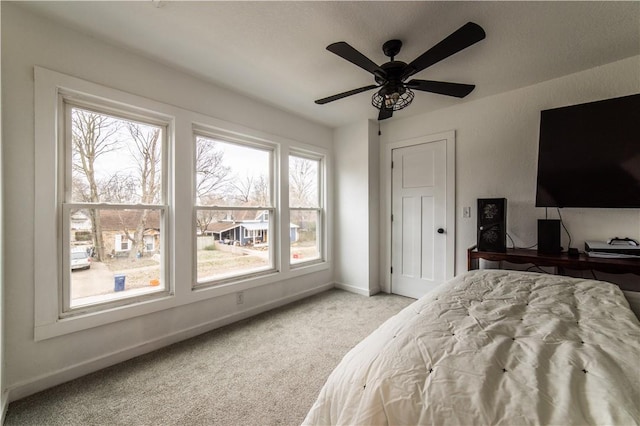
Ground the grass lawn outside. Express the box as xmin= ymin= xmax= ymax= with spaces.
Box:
xmin=83 ymin=242 xmax=320 ymax=297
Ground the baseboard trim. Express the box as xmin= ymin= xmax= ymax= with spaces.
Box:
xmin=1 ymin=390 xmax=9 ymax=423
xmin=7 ymin=282 xmax=334 ymax=402
xmin=334 ymin=281 xmax=372 ymax=296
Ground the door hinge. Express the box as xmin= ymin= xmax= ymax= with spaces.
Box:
xmin=390 ymin=266 xmax=393 ymax=274
xmin=391 ymin=161 xmax=394 ymax=169
xmin=391 ymin=214 xmax=394 ymax=222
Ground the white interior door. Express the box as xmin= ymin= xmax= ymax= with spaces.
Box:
xmin=391 ymin=139 xmax=450 ymax=298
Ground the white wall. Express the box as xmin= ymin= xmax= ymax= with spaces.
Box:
xmin=379 ymin=55 xmax=640 ymax=291
xmin=2 ymin=3 xmax=333 ymax=400
xmin=333 ymin=121 xmax=369 ymax=294
xmin=333 ymin=120 xmax=381 ymax=295
xmin=367 ymin=120 xmax=381 ymax=294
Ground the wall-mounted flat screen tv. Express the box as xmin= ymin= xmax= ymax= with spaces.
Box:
xmin=535 ymin=93 xmax=640 ymax=208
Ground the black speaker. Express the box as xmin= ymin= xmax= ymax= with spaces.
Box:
xmin=477 ymin=198 xmax=507 ymax=252
xmin=538 ymin=219 xmax=561 ymax=254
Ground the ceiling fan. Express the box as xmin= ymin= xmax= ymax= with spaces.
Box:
xmin=315 ymin=22 xmax=486 ymax=120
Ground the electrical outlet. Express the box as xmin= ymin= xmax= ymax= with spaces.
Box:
xmin=463 ymin=206 xmax=471 ymax=218
xmin=236 ymin=291 xmax=244 ymax=305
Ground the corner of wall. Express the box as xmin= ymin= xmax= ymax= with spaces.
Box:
xmin=333 ymin=120 xmax=381 ymax=295
xmin=1 ymin=391 xmax=8 ymax=424
xmin=368 ymin=120 xmax=381 ymax=294
xmin=1 ymin=1 xmax=6 ymax=418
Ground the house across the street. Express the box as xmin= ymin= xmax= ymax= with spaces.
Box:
xmin=99 ymin=210 xmax=161 ymax=256
xmin=202 ymin=210 xmax=298 ymax=246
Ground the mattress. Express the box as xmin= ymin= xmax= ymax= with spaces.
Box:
xmin=303 ymin=269 xmax=640 ymax=425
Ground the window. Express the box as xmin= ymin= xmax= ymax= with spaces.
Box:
xmin=144 ymin=235 xmax=155 ymax=252
xmin=34 ymin=68 xmax=329 ymax=340
xmin=194 ymin=134 xmax=275 ymax=284
xmin=62 ymin=104 xmax=168 ymax=313
xmin=115 ymin=235 xmax=129 ymax=252
xmin=289 ymin=154 xmax=323 ymax=265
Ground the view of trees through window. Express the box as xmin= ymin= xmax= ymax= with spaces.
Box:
xmin=195 ymin=136 xmax=274 ymax=283
xmin=289 ymin=155 xmax=321 ymax=264
xmin=67 ymin=107 xmax=324 ymax=304
xmin=38 ymin=70 xmax=330 ymax=329
xmin=67 ymin=106 xmax=165 ymax=308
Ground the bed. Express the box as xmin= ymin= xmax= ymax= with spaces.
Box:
xmin=303 ymin=269 xmax=640 ymax=425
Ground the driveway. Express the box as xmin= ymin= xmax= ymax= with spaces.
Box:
xmin=71 ymin=260 xmax=115 ymax=299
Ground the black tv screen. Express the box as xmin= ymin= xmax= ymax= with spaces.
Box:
xmin=535 ymin=93 xmax=640 ymax=208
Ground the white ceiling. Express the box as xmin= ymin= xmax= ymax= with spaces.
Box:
xmin=17 ymin=1 xmax=640 ymax=128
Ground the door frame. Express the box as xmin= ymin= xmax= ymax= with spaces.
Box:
xmin=381 ymin=130 xmax=456 ymax=295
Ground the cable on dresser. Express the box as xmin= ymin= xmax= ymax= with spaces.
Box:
xmin=556 ymin=208 xmax=572 ymax=249
xmin=506 ymin=232 xmax=537 ymax=250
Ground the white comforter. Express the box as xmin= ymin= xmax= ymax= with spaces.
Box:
xmin=303 ymin=270 xmax=640 ymax=425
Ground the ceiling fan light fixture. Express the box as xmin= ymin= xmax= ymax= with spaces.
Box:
xmin=371 ymin=89 xmax=414 ymax=111
xmin=385 ymin=92 xmax=400 ymax=108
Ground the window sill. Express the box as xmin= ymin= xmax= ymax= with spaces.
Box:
xmin=35 ymin=261 xmax=330 ymax=341
xmin=192 ymin=261 xmax=330 ymax=298
xmin=34 ymin=293 xmax=176 ymax=341
xmin=64 ymin=286 xmax=169 ymax=318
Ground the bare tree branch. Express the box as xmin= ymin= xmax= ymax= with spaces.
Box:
xmin=71 ymin=109 xmax=122 ymax=260
xmin=232 ymin=174 xmax=255 ymax=204
xmin=252 ymin=174 xmax=269 ymax=206
xmin=289 ymin=156 xmax=317 ymax=207
xmin=195 ymin=137 xmax=232 ymax=202
xmin=123 ymin=123 xmax=162 ymax=257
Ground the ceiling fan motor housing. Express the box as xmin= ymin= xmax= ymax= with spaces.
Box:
xmin=375 ymin=61 xmax=407 ymax=85
xmin=382 ymin=39 xmax=403 ymax=59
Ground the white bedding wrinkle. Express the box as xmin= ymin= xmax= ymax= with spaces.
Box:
xmin=303 ymin=270 xmax=640 ymax=426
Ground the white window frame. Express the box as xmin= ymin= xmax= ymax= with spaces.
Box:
xmin=34 ymin=67 xmax=330 ymax=341
xmin=193 ymin=129 xmax=277 ymax=287
xmin=60 ymin=97 xmax=170 ymax=317
xmin=144 ymin=235 xmax=155 ymax=252
xmin=115 ymin=234 xmax=129 ymax=252
xmin=288 ymin=150 xmax=326 ymax=268
xmin=34 ymin=68 xmax=177 ymax=339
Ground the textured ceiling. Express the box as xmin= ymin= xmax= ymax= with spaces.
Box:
xmin=17 ymin=1 xmax=640 ymax=128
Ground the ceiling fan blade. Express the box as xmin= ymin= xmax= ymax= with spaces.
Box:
xmin=378 ymin=106 xmax=393 ymax=120
xmin=406 ymin=79 xmax=476 ymax=98
xmin=315 ymin=84 xmax=378 ymax=105
xmin=401 ymin=22 xmax=486 ymax=80
xmin=327 ymin=42 xmax=387 ymax=78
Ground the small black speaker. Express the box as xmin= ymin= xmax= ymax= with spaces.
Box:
xmin=538 ymin=219 xmax=561 ymax=254
xmin=477 ymin=198 xmax=507 ymax=252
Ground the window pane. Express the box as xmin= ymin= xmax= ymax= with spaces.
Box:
xmin=289 ymin=156 xmax=319 ymax=208
xmin=69 ymin=208 xmax=164 ymax=308
xmin=290 ymin=209 xmax=320 ymax=264
xmin=196 ymin=136 xmax=271 ymax=207
xmin=70 ymin=107 xmax=163 ymax=204
xmin=196 ymin=209 xmax=272 ymax=283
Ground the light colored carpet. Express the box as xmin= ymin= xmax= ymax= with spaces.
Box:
xmin=5 ymin=289 xmax=414 ymax=425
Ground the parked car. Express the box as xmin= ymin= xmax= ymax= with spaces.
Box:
xmin=71 ymin=247 xmax=91 ymax=270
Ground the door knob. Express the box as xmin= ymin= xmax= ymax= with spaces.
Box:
xmin=437 ymin=228 xmax=445 ymax=234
